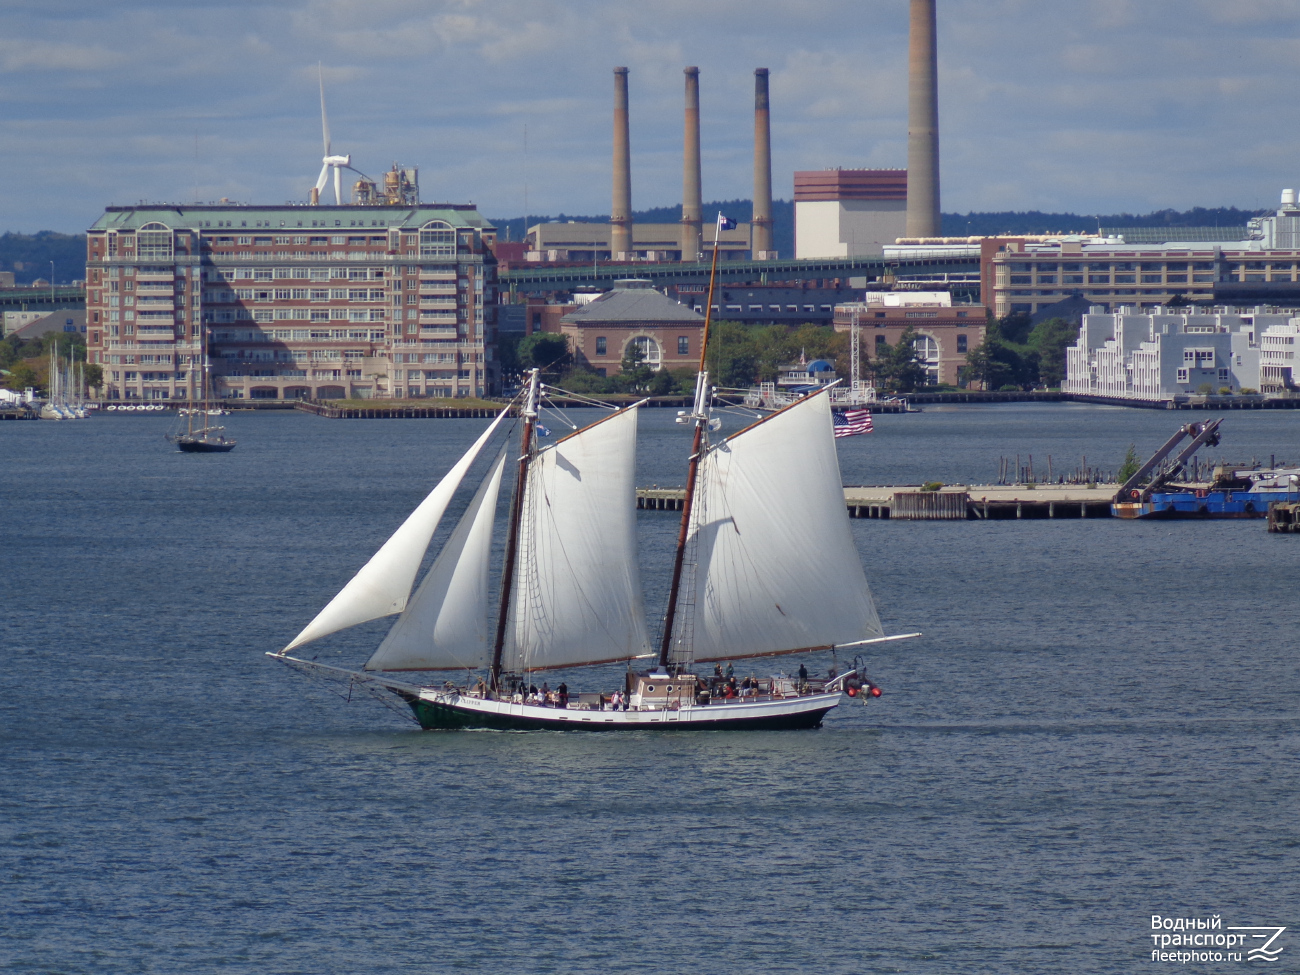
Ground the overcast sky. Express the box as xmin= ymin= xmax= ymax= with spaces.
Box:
xmin=3 ymin=0 xmax=1299 ymax=233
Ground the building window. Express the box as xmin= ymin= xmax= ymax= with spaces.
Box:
xmin=957 ymin=335 xmax=968 ymax=354
xmin=875 ymin=334 xmax=888 ymax=349
xmin=677 ymin=336 xmax=689 ymax=355
xmin=626 ymin=335 xmax=661 ymax=369
xmin=595 ymin=336 xmax=607 ymax=356
xmin=1177 ymin=368 xmax=1189 ymax=383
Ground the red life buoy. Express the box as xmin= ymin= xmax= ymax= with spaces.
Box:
xmin=1130 ymin=489 xmax=1141 ymax=500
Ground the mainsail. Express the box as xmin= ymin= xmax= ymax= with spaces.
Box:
xmin=502 ymin=406 xmax=651 ymax=672
xmin=365 ymin=449 xmax=507 ymax=672
xmin=675 ymin=391 xmax=884 ymax=662
xmin=283 ymin=407 xmax=509 ymax=651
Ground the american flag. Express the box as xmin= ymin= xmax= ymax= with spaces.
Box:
xmin=832 ymin=408 xmax=873 ymax=438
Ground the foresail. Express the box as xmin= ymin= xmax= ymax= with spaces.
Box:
xmin=679 ymin=391 xmax=884 ymax=662
xmin=283 ymin=407 xmax=509 ymax=651
xmin=365 ymin=448 xmax=507 ymax=672
xmin=503 ymin=406 xmax=651 ymax=671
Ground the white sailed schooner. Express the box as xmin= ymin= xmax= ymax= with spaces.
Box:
xmin=270 ymin=218 xmax=918 ymax=730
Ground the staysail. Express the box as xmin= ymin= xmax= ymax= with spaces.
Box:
xmin=365 ymin=449 xmax=507 ymax=672
xmin=283 ymin=407 xmax=509 ymax=651
xmin=502 ymin=405 xmax=651 ymax=672
xmin=675 ymin=390 xmax=884 ymax=662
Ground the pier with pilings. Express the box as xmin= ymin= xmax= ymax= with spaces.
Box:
xmin=637 ymin=484 xmax=1121 ymax=520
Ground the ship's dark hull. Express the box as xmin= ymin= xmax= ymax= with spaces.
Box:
xmin=175 ymin=437 xmax=236 ymax=453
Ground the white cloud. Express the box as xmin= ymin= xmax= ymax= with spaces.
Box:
xmin=2 ymin=0 xmax=1300 ymax=231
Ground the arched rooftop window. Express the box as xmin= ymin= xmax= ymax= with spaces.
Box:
xmin=137 ymin=222 xmax=174 ymax=261
xmin=420 ymin=221 xmax=455 ymax=258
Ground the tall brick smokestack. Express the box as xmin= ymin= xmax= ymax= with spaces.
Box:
xmin=681 ymin=67 xmax=703 ymax=262
xmin=906 ymin=0 xmax=941 ymax=237
xmin=610 ymin=67 xmax=633 ymax=261
xmin=752 ymin=68 xmax=773 ymax=260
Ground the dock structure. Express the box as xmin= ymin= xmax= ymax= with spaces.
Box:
xmin=295 ymin=401 xmax=505 ymax=419
xmin=1268 ymin=501 xmax=1300 ymax=533
xmin=637 ymin=485 xmax=1120 ymax=520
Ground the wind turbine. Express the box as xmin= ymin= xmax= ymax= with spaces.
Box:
xmin=313 ymin=65 xmax=352 ymax=205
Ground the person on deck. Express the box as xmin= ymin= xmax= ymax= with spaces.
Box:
xmin=557 ymin=682 xmax=569 ymax=709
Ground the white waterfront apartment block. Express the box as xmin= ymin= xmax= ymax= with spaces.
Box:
xmin=86 ymin=203 xmax=500 ymax=402
xmin=1063 ymin=306 xmax=1299 ymax=402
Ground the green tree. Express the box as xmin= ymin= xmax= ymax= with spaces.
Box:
xmin=706 ymin=320 xmax=762 ymax=387
xmin=1026 ymin=316 xmax=1080 ymax=388
xmin=874 ymin=326 xmax=929 ymax=392
xmin=496 ymin=334 xmax=523 ymax=383
xmin=83 ymin=363 xmax=103 ymax=388
xmin=3 ymin=360 xmax=42 ymax=393
xmin=995 ymin=311 xmax=1034 ymax=345
xmin=516 ymin=332 xmax=571 ymax=376
xmin=1117 ymin=444 xmax=1142 ymax=484
xmin=616 ymin=341 xmax=656 ymax=392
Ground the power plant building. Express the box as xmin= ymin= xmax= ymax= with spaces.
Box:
xmin=85 ymin=203 xmax=500 ymax=402
xmin=794 ymin=169 xmax=908 ymax=259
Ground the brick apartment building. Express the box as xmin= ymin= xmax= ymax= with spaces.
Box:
xmin=85 ymin=203 xmax=499 ymax=401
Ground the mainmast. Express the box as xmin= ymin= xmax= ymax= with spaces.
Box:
xmin=658 ymin=215 xmax=726 ymax=671
xmin=490 ymin=368 xmax=540 ymax=691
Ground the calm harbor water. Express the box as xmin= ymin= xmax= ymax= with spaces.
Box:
xmin=3 ymin=403 xmax=1298 ymax=974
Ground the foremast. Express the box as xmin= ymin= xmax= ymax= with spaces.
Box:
xmin=658 ymin=215 xmax=726 ymax=672
xmin=490 ymin=368 xmax=541 ymax=691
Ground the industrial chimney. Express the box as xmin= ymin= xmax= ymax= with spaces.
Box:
xmin=752 ymin=68 xmax=774 ymax=260
xmin=906 ymin=0 xmax=941 ymax=238
xmin=611 ymin=67 xmax=633 ymax=261
xmin=681 ymin=67 xmax=703 ymax=263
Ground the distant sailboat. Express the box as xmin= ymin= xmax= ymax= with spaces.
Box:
xmin=167 ymin=351 xmax=235 ymax=453
xmin=270 ymin=214 xmax=918 ymax=730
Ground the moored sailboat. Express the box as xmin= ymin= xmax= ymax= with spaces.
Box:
xmin=270 ymin=215 xmax=918 ymax=729
xmin=167 ymin=352 xmax=235 ymax=452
